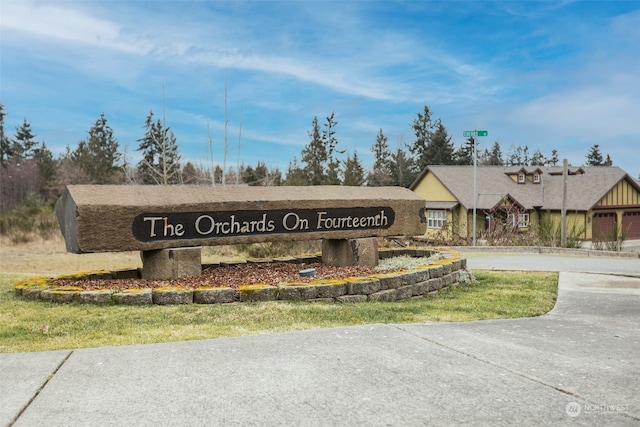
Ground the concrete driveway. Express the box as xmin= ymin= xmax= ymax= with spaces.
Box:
xmin=1 ymin=254 xmax=639 ymax=426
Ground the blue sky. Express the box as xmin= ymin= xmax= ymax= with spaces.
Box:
xmin=1 ymin=0 xmax=639 ymax=179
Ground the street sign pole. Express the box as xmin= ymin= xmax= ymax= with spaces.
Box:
xmin=463 ymin=130 xmax=488 ymax=246
xmin=473 ymin=136 xmax=477 ymax=246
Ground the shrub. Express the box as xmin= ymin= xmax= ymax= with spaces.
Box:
xmin=592 ymin=222 xmax=630 ymax=252
xmin=0 ymin=191 xmax=57 ymax=241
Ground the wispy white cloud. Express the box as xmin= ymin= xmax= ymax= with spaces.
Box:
xmin=1 ymin=1 xmax=638 ymax=177
xmin=2 ymin=0 xmax=491 ymax=104
xmin=1 ymin=1 xmax=151 ymax=54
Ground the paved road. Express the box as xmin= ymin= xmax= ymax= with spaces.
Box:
xmin=464 ymin=252 xmax=640 ymax=276
xmin=1 ymin=254 xmax=639 ymax=426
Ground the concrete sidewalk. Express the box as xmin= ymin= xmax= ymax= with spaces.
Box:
xmin=1 ymin=257 xmax=639 ymax=426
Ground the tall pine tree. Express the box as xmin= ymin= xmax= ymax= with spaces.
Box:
xmin=300 ymin=116 xmax=325 ymax=185
xmin=390 ymin=147 xmax=415 ymax=188
xmin=72 ymin=113 xmax=121 ymax=184
xmin=0 ymin=103 xmax=10 ymax=166
xmin=323 ymin=112 xmax=342 ymax=185
xmin=136 ymin=110 xmax=182 ymax=185
xmin=479 ymin=141 xmax=504 ymax=166
xmin=300 ymin=112 xmax=343 ymax=185
xmin=454 ymin=137 xmax=475 ymax=165
xmin=409 ymin=104 xmax=435 ymax=171
xmin=585 ymin=144 xmax=606 ymax=166
xmin=33 ymin=142 xmax=57 ymax=202
xmin=12 ymin=118 xmax=38 ymax=160
xmin=343 ymin=151 xmax=365 ymax=186
xmin=368 ymin=128 xmax=393 ymax=186
xmin=424 ymin=120 xmax=454 ymax=166
xmin=285 ymin=156 xmax=307 ymax=186
xmin=409 ymin=106 xmax=454 ymax=170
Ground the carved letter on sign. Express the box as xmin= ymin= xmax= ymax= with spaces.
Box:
xmin=132 ymin=207 xmax=395 ymax=242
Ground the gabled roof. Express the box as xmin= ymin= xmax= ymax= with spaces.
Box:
xmin=410 ymin=165 xmax=640 ymax=211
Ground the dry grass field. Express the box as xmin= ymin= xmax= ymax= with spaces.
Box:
xmin=0 ymin=234 xmax=285 ymax=276
xmin=1 ymin=234 xmax=141 ymax=275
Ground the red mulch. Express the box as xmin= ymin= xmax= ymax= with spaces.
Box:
xmin=53 ymin=262 xmax=392 ymax=291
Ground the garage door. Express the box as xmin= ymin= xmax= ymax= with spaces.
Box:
xmin=623 ymin=211 xmax=640 ymax=239
xmin=592 ymin=212 xmax=616 ymax=240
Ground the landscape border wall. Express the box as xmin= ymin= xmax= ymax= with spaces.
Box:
xmin=14 ymin=248 xmax=472 ymax=305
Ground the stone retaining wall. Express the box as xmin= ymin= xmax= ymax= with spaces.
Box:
xmin=14 ymin=248 xmax=473 ymax=305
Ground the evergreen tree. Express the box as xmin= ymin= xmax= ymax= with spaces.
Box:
xmin=480 ymin=141 xmax=504 ymax=166
xmin=57 ymin=145 xmax=89 ymax=185
xmin=423 ymin=120 xmax=454 ymax=167
xmin=506 ymin=144 xmax=531 ymax=166
xmin=604 ymin=154 xmax=613 ymax=166
xmin=182 ymin=162 xmax=198 ymax=184
xmin=136 ymin=110 xmax=181 ymax=185
xmin=547 ymin=149 xmax=559 ymax=166
xmin=454 ymin=137 xmax=475 ymax=165
xmin=368 ymin=128 xmax=393 ymax=186
xmin=343 ymin=151 xmax=365 ymax=186
xmin=33 ymin=142 xmax=57 ymax=202
xmin=0 ymin=103 xmax=12 ymax=166
xmin=300 ymin=116 xmax=325 ymax=185
xmin=585 ymin=144 xmax=605 ymax=166
xmin=270 ymin=167 xmax=283 ymax=186
xmin=390 ymin=147 xmax=415 ymax=188
xmin=409 ymin=105 xmax=455 ymax=170
xmin=530 ymin=148 xmax=546 ymax=166
xmin=285 ymin=156 xmax=307 ymax=186
xmin=242 ymin=164 xmax=257 ymax=185
xmin=72 ymin=113 xmax=122 ymax=184
xmin=300 ymin=112 xmax=343 ymax=185
xmin=12 ymin=118 xmax=39 ymax=160
xmin=323 ymin=112 xmax=342 ymax=185
xmin=252 ymin=161 xmax=279 ymax=186
xmin=258 ymin=165 xmax=282 ymax=186
xmin=409 ymin=104 xmax=436 ymax=171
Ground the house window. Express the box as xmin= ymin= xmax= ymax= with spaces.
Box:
xmin=427 ymin=210 xmax=447 ymax=229
xmin=507 ymin=213 xmax=530 ymax=228
xmin=533 ymin=173 xmax=540 ymax=183
xmin=518 ymin=173 xmax=525 ymax=184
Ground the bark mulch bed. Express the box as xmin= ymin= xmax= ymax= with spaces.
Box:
xmin=52 ymin=262 xmax=396 ymax=292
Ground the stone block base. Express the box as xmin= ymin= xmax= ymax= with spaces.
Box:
xmin=322 ymin=238 xmax=379 ymax=267
xmin=141 ymin=247 xmax=202 ymax=280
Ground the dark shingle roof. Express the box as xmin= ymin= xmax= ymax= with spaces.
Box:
xmin=412 ymin=165 xmax=637 ymax=211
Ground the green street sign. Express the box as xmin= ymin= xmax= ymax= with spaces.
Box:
xmin=463 ymin=130 xmax=488 ymax=138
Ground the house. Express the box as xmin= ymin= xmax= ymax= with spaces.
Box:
xmin=410 ymin=165 xmax=640 ymax=242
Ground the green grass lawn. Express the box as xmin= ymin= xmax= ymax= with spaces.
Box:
xmin=0 ymin=271 xmax=557 ymax=353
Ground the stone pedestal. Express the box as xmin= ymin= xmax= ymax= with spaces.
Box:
xmin=322 ymin=238 xmax=379 ymax=267
xmin=141 ymin=247 xmax=202 ymax=280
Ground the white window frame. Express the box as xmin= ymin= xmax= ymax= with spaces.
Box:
xmin=518 ymin=173 xmax=526 ymax=183
xmin=533 ymin=173 xmax=540 ymax=183
xmin=507 ymin=213 xmax=530 ymax=228
xmin=427 ymin=209 xmax=447 ymax=229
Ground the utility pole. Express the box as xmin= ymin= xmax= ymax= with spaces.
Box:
xmin=561 ymin=158 xmax=568 ymax=247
